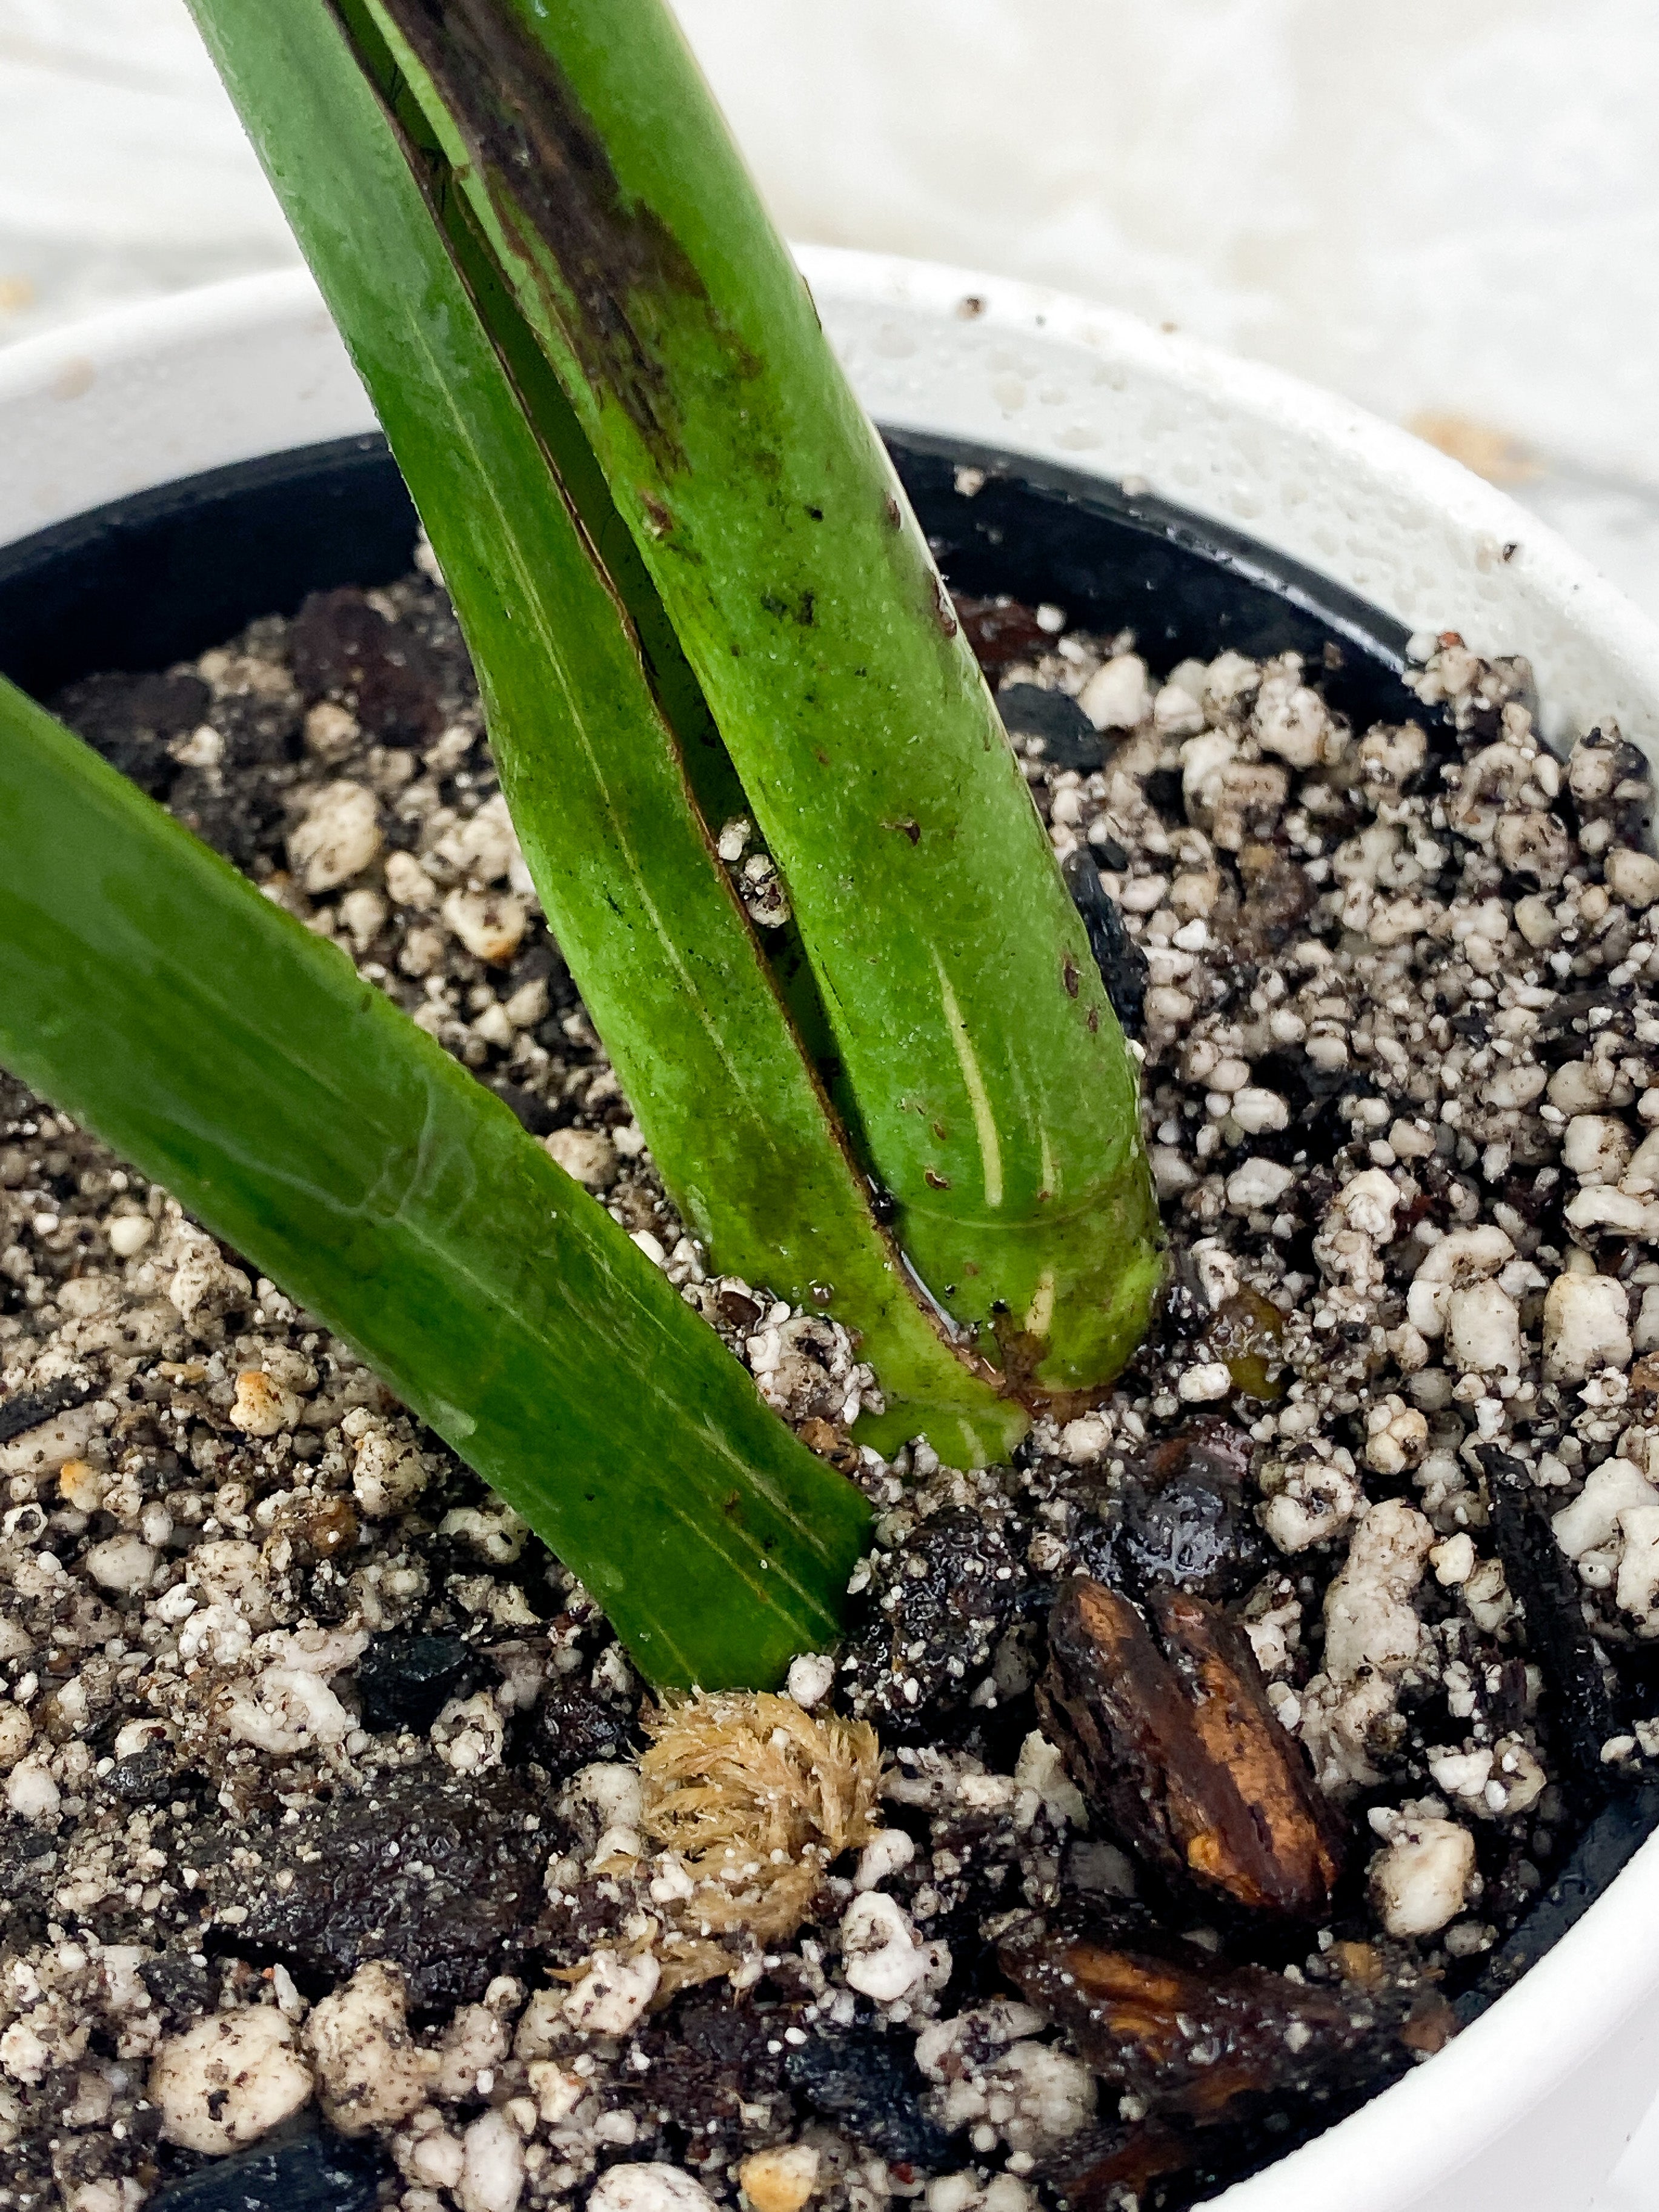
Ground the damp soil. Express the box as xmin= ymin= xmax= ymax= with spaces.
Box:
xmin=4 ymin=538 xmax=1659 ymax=2212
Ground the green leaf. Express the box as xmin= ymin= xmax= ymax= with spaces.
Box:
xmin=183 ymin=0 xmax=1026 ymax=1464
xmin=0 ymin=675 xmax=869 ymax=1689
xmin=357 ymin=0 xmax=1163 ymax=1392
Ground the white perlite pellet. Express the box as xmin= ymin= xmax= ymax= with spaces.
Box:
xmin=1443 ymin=1281 xmax=1522 ymax=1376
xmin=1260 ymin=1458 xmax=1365 ymax=1555
xmin=1543 ymin=1269 xmax=1632 ymax=1381
xmin=840 ymin=1890 xmax=926 ymax=2001
xmin=1224 ymin=1157 xmax=1296 ymax=1211
xmin=1405 ymin=1226 xmax=1514 ymax=1340
xmin=1229 ymin=1086 xmax=1289 ymax=1134
xmin=82 ymin=1533 xmax=156 ymax=1595
xmin=1562 ymin=1114 xmax=1633 ymax=1183
xmin=304 ymin=1962 xmax=435 ymax=2135
xmin=5 ymin=1759 xmax=60 ymax=1822
xmin=1368 ymin=1813 xmax=1477 ymax=1936
xmin=854 ymin=1827 xmax=917 ymax=1892
xmin=229 ymin=1368 xmax=302 ymax=1436
xmin=384 ymin=848 xmax=437 ymax=906
xmin=588 ymin=2166 xmax=718 ymax=2212
xmin=1299 ymin=1501 xmax=1437 ymax=1792
xmin=432 ymin=1690 xmax=506 ymax=1776
xmin=0 ymin=1702 xmax=32 ymax=1770
xmin=1078 ymin=653 xmax=1148 ymax=731
xmin=288 ymin=779 xmax=381 ymax=893
xmin=443 ymin=887 xmax=528 ymax=965
xmin=150 ymin=2008 xmax=313 ymax=2154
xmin=347 ymin=1417 xmax=429 ymax=1517
xmin=544 ymin=1126 xmax=621 ymax=1191
xmin=1606 ymin=846 xmax=1659 ymax=909
xmin=562 ymin=1948 xmax=660 ymax=2034
xmin=459 ymin=2107 xmax=527 ymax=2212
xmin=785 ymin=1651 xmax=835 ymax=1708
xmin=106 ymin=1212 xmax=155 ymax=1258
xmin=1177 ymin=1361 xmax=1233 ymax=1403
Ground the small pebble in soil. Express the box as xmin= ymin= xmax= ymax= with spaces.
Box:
xmin=784 ymin=2024 xmax=955 ymax=2166
xmin=144 ymin=2120 xmax=385 ymax=2212
xmin=997 ymin=681 xmax=1104 ymax=772
xmin=353 ymin=1631 xmax=483 ymax=1734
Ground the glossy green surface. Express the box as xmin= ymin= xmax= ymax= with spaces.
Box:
xmin=361 ymin=0 xmax=1162 ymax=1390
xmin=0 ymin=675 xmax=870 ymax=1687
xmin=185 ymin=0 xmax=1025 ymax=1460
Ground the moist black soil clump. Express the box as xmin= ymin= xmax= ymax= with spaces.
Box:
xmin=51 ymin=670 xmax=211 ymax=797
xmin=8 ymin=567 xmax=1659 ymax=2212
xmin=200 ymin=1769 xmax=557 ymax=2010
xmin=530 ymin=1667 xmax=640 ymax=1778
xmin=0 ymin=1373 xmax=93 ymax=1445
xmin=839 ymin=1506 xmax=1026 ymax=1740
xmin=1063 ymin=846 xmax=1148 ymax=1038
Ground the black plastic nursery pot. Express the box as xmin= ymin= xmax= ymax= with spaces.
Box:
xmin=0 ymin=428 xmax=1423 ymax=716
xmin=1 ymin=429 xmax=1655 ymax=2210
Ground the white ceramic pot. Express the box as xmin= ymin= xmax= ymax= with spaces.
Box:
xmin=2 ymin=251 xmax=1658 ymax=2212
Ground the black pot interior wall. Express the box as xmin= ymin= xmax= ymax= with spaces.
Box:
xmin=0 ymin=427 xmax=1422 ymax=729
xmin=0 ymin=428 xmax=1647 ymax=2045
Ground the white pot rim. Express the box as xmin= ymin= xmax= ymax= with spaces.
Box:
xmin=9 ymin=251 xmax=1659 ymax=751
xmin=1 ymin=250 xmax=1657 ymax=2211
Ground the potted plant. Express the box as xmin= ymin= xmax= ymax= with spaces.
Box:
xmin=2 ymin=6 xmax=1659 ymax=2212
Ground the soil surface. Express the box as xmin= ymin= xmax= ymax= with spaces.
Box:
xmin=5 ymin=543 xmax=1659 ymax=2212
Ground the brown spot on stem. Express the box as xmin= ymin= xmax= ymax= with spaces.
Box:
xmin=760 ymin=590 xmax=815 ymax=626
xmin=1063 ymin=952 xmax=1080 ymax=997
xmin=933 ymin=577 xmax=960 ymax=637
xmin=374 ymin=0 xmax=705 ymax=470
xmin=886 ymin=818 xmax=921 ymax=845
xmin=923 ymin=1168 xmax=951 ymax=1191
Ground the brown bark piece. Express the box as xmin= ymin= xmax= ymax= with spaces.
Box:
xmin=1037 ymin=1576 xmax=1340 ymax=1915
xmin=999 ymin=1917 xmax=1374 ymax=2123
xmin=1043 ymin=2117 xmax=1194 ymax=2210
xmin=949 ymin=593 xmax=1049 ymax=674
xmin=1152 ymin=1587 xmax=1344 ymax=1911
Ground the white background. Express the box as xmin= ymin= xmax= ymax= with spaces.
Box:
xmin=3 ymin=1 xmax=1658 ymax=605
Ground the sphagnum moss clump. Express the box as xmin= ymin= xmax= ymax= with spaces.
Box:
xmin=637 ymin=1693 xmax=883 ymax=1991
